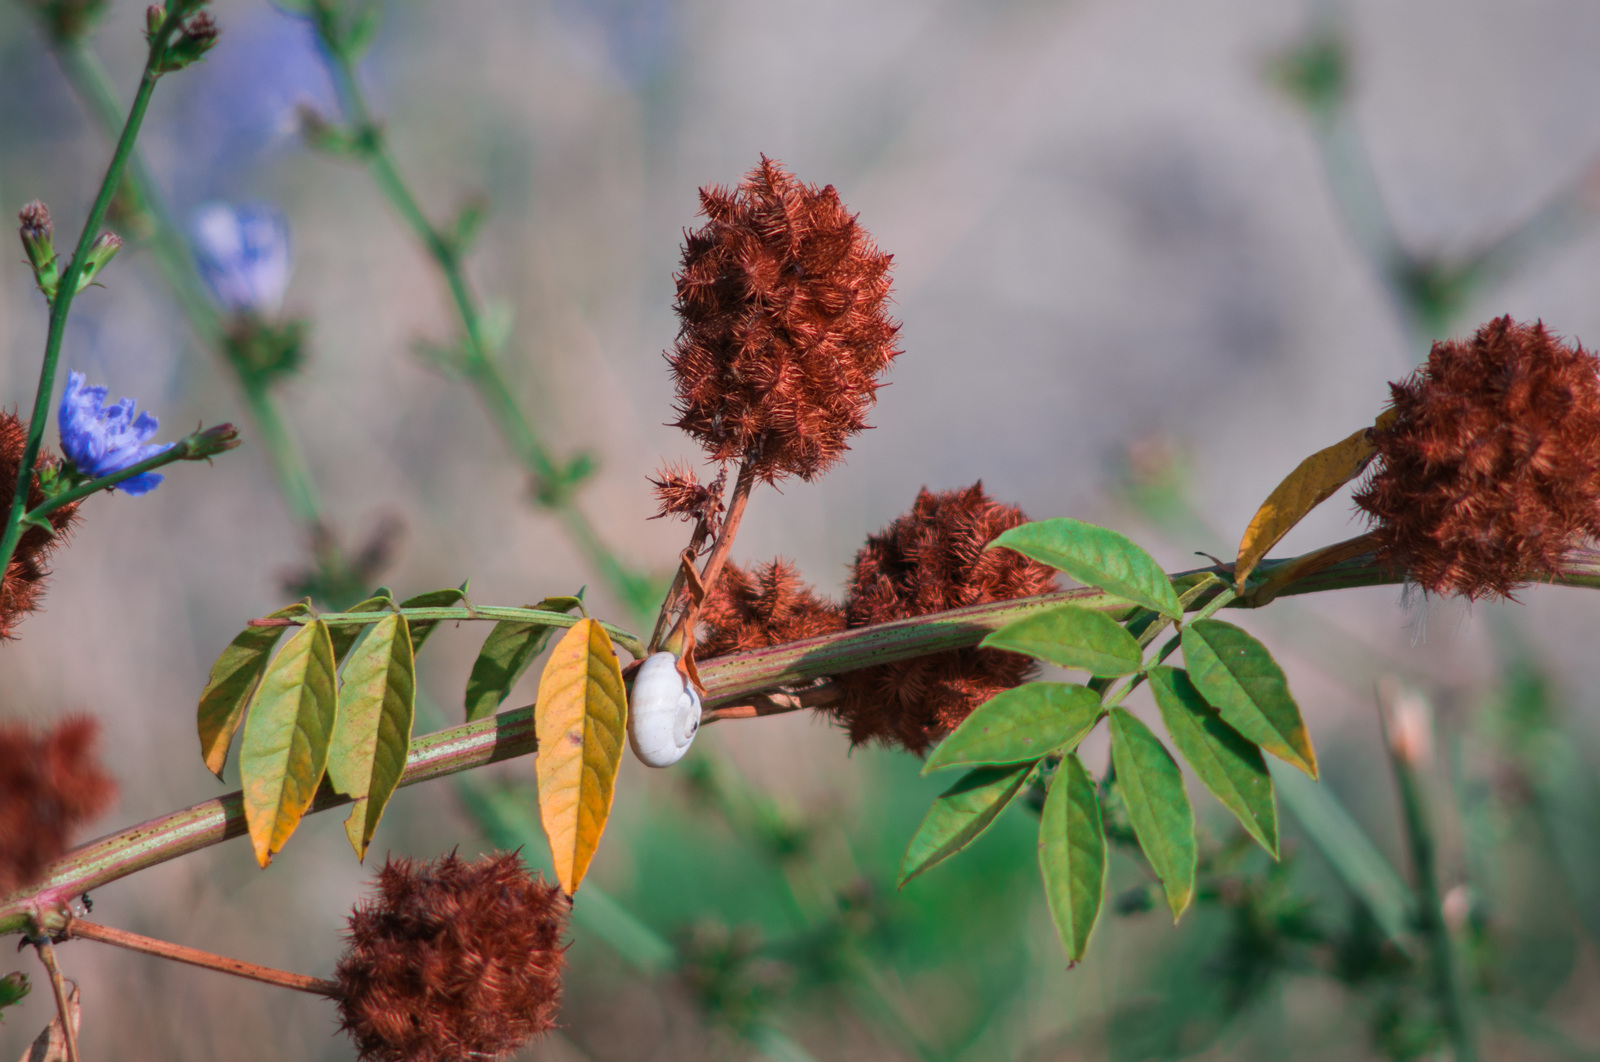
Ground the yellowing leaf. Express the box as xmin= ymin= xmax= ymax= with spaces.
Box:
xmin=534 ymin=618 xmax=627 ymax=894
xmin=327 ymin=613 xmax=416 ymax=861
xmin=1234 ymin=410 xmax=1396 ymax=591
xmin=196 ymin=602 xmax=309 ymax=780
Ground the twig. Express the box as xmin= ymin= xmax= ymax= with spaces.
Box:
xmin=659 ymin=459 xmax=756 ymax=656
xmin=31 ymin=937 xmax=80 ymax=1062
xmin=64 ymin=918 xmax=338 ymax=997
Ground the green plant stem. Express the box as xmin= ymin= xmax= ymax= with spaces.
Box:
xmin=9 ymin=543 xmax=1600 ymax=936
xmin=1381 ymin=702 xmax=1479 ymax=1062
xmin=308 ymin=10 xmax=646 ymax=616
xmin=0 ymin=7 xmax=183 ymax=590
xmin=255 ymin=603 xmax=647 ymax=658
xmin=44 ymin=32 xmax=328 ymax=533
xmin=21 ymin=425 xmax=235 ymax=524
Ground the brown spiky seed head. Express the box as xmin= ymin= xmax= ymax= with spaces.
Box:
xmin=0 ymin=412 xmax=80 ymax=640
xmin=0 ymin=717 xmax=117 ymax=891
xmin=667 ymin=156 xmax=900 ymax=483
xmin=831 ymin=484 xmax=1057 ymax=753
xmin=648 ymin=461 xmax=726 ymax=537
xmin=698 ymin=558 xmax=846 ymax=658
xmin=1354 ymin=316 xmax=1600 ymax=599
xmin=336 ymin=852 xmax=568 ymax=1062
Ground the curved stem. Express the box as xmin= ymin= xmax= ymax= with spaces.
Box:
xmin=0 ymin=8 xmax=183 ymax=587
xmin=65 ymin=918 xmax=338 ymax=997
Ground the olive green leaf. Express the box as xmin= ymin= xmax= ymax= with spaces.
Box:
xmin=1109 ymin=707 xmax=1196 ymax=920
xmin=465 ymin=620 xmax=557 ymax=722
xmin=1148 ymin=665 xmax=1277 ymax=857
xmin=899 ymin=762 xmax=1036 ymax=887
xmin=239 ymin=618 xmax=339 ymax=867
xmin=327 ymin=613 xmax=416 ymax=860
xmin=923 ymin=683 xmax=1103 ymax=774
xmin=981 ymin=604 xmax=1143 ymax=676
xmin=1039 ymin=753 xmax=1106 ymax=963
xmin=196 ymin=601 xmax=310 ymax=780
xmin=328 ymin=593 xmax=395 ymax=664
xmin=1181 ymin=619 xmax=1317 ymax=777
xmin=400 ymin=584 xmax=467 ymax=653
xmin=992 ymin=518 xmax=1182 ymax=619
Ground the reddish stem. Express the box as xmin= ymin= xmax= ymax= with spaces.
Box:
xmin=661 ymin=458 xmax=756 ymax=655
xmin=66 ymin=918 xmax=339 ymax=997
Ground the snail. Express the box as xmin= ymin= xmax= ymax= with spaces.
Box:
xmin=627 ymin=651 xmax=701 ymax=767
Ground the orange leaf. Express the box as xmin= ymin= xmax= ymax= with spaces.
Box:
xmin=1234 ymin=410 xmax=1395 ymax=591
xmin=533 ymin=618 xmax=627 ymax=894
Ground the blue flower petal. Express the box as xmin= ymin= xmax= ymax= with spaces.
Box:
xmin=57 ymin=371 xmax=174 ymax=495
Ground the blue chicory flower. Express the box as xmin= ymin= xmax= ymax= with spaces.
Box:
xmin=58 ymin=372 xmax=174 ymax=496
xmin=191 ymin=202 xmax=291 ymax=315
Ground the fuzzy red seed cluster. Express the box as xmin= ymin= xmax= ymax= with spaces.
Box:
xmin=0 ymin=717 xmax=116 ymax=891
xmin=649 ymin=461 xmax=727 ymax=540
xmin=335 ymin=852 xmax=568 ymax=1062
xmin=697 ymin=558 xmax=846 ymax=658
xmin=667 ymin=156 xmax=900 ymax=483
xmin=1354 ymin=316 xmax=1600 ymax=599
xmin=0 ymin=411 xmax=80 ymax=640
xmin=831 ymin=483 xmax=1057 ymax=753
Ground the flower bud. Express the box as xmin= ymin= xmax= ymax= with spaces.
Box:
xmin=183 ymin=422 xmax=241 ymax=459
xmin=18 ymin=200 xmax=59 ymax=299
xmin=143 ymin=4 xmax=164 ymax=40
xmin=158 ymin=10 xmax=219 ymax=71
xmin=73 ymin=231 xmax=122 ymax=293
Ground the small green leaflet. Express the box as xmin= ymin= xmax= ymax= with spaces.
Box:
xmin=1181 ymin=619 xmax=1317 ymax=777
xmin=239 ymin=618 xmax=339 ymax=867
xmin=1108 ymin=708 xmax=1196 ymax=920
xmin=326 ymin=613 xmax=416 ymax=860
xmin=1148 ymin=666 xmax=1278 ymax=857
xmin=923 ymin=683 xmax=1103 ymax=774
xmin=329 ymin=594 xmax=395 ymax=663
xmin=465 ymin=620 xmax=557 ymax=722
xmin=400 ymin=584 xmax=467 ymax=653
xmin=982 ymin=604 xmax=1143 ymax=676
xmin=899 ymin=762 xmax=1035 ymax=887
xmin=1039 ymin=753 xmax=1106 ymax=963
xmin=991 ymin=518 xmax=1182 ymax=619
xmin=196 ymin=601 xmax=310 ymax=780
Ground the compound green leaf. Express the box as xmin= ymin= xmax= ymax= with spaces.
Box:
xmin=196 ymin=601 xmax=310 ymax=780
xmin=1039 ymin=753 xmax=1106 ymax=963
xmin=465 ymin=620 xmax=556 ymax=722
xmin=898 ymin=762 xmax=1035 ymax=887
xmin=1182 ymin=619 xmax=1317 ymax=777
xmin=1148 ymin=665 xmax=1278 ymax=857
xmin=239 ymin=618 xmax=338 ymax=867
xmin=329 ymin=594 xmax=395 ymax=664
xmin=1109 ymin=708 xmax=1196 ymax=920
xmin=924 ymin=683 xmax=1103 ymax=774
xmin=327 ymin=613 xmax=416 ymax=860
xmin=992 ymin=518 xmax=1182 ymax=619
xmin=982 ymin=604 xmax=1143 ymax=676
xmin=400 ymin=584 xmax=466 ymax=653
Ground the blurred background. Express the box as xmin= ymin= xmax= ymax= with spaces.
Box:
xmin=4 ymin=0 xmax=1600 ymax=1057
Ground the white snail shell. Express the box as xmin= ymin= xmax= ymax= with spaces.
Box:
xmin=628 ymin=651 xmax=701 ymax=767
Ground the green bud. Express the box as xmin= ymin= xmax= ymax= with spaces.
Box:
xmin=0 ymin=970 xmax=29 ymax=1013
xmin=183 ymin=422 xmax=242 ymax=459
xmin=73 ymin=230 xmax=122 ymax=292
xmin=144 ymin=3 xmax=165 ymax=41
xmin=18 ymin=200 xmax=59 ymax=300
xmin=157 ymin=10 xmax=218 ymax=72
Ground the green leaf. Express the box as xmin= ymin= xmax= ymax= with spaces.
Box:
xmin=1109 ymin=708 xmax=1196 ymax=920
xmin=992 ymin=518 xmax=1182 ymax=619
xmin=327 ymin=614 xmax=416 ymax=860
xmin=1181 ymin=619 xmax=1317 ymax=777
xmin=328 ymin=594 xmax=394 ymax=663
xmin=400 ymin=585 xmax=467 ymax=653
xmin=533 ymin=594 xmax=586 ymax=616
xmin=196 ymin=602 xmax=310 ymax=780
xmin=465 ymin=620 xmax=557 ymax=722
xmin=1039 ymin=753 xmax=1106 ymax=963
xmin=981 ymin=604 xmax=1143 ymax=676
xmin=1148 ymin=666 xmax=1278 ymax=856
xmin=924 ymin=683 xmax=1103 ymax=774
xmin=899 ymin=762 xmax=1035 ymax=887
xmin=238 ymin=618 xmax=339 ymax=867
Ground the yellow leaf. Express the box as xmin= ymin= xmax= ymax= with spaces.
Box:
xmin=534 ymin=618 xmax=627 ymax=894
xmin=1234 ymin=410 xmax=1394 ymax=591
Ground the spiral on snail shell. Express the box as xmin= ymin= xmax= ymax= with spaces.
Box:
xmin=627 ymin=652 xmax=701 ymax=767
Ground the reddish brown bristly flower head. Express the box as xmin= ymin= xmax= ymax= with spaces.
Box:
xmin=649 ymin=461 xmax=727 ymax=541
xmin=0 ymin=717 xmax=116 ymax=891
xmin=1354 ymin=316 xmax=1600 ymax=599
xmin=335 ymin=851 xmax=567 ymax=1062
xmin=831 ymin=483 xmax=1057 ymax=753
xmin=698 ymin=558 xmax=846 ymax=658
xmin=667 ymin=156 xmax=901 ymax=483
xmin=0 ymin=411 xmax=80 ymax=641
